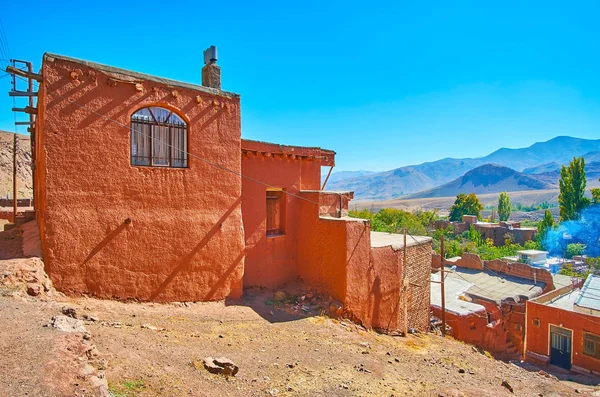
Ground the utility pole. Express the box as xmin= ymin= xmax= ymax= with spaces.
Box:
xmin=12 ymin=134 xmax=17 ymax=221
xmin=7 ymin=59 xmax=38 ymax=219
xmin=440 ymin=235 xmax=446 ymax=336
xmin=403 ymin=228 xmax=408 ymax=336
xmin=27 ymin=61 xmax=35 ymax=209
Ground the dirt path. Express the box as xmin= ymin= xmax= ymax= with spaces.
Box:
xmin=1 ymin=224 xmax=599 ymax=396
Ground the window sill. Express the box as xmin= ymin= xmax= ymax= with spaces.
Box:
xmin=267 ymin=233 xmax=286 ymax=239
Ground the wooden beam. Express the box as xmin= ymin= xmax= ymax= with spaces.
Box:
xmin=5 ymin=66 xmax=43 ymax=82
xmin=15 ymin=121 xmax=34 ymax=126
xmin=9 ymin=91 xmax=38 ymax=97
xmin=11 ymin=106 xmax=37 ymax=114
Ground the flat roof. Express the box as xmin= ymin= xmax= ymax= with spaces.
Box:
xmin=430 ymin=272 xmax=487 ymax=315
xmin=545 ymin=289 xmax=581 ymax=311
xmin=44 ymin=52 xmax=239 ymax=99
xmin=516 ymin=250 xmax=549 ymax=255
xmin=241 ymin=139 xmax=335 ymax=165
xmin=446 ymin=266 xmax=544 ymax=304
xmin=576 ymin=275 xmax=600 ymax=312
xmin=370 ymin=232 xmax=432 ymax=250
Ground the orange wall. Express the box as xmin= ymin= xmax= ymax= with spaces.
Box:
xmin=295 ymin=191 xmax=354 ymax=300
xmin=37 ymin=55 xmax=245 ymax=302
xmin=431 ymin=306 xmax=507 ymax=352
xmin=241 ymin=153 xmax=317 ymax=288
xmin=526 ymin=300 xmax=600 ymax=374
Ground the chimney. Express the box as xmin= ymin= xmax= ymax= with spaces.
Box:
xmin=202 ymin=45 xmax=221 ymax=89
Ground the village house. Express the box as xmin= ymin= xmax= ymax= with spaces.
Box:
xmin=431 ymin=253 xmax=571 ymax=357
xmin=27 ymin=50 xmax=432 ymax=333
xmin=503 ymin=249 xmax=577 ymax=275
xmin=435 ymin=215 xmax=537 ymax=246
xmin=525 ymin=274 xmax=600 ymax=375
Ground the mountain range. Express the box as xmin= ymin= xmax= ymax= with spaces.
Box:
xmin=326 ymin=136 xmax=600 ymax=200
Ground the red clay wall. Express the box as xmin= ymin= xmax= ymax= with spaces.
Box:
xmin=526 ymin=300 xmax=600 ymax=374
xmin=486 ymin=259 xmax=554 ymax=293
xmin=295 ymin=191 xmax=357 ymax=300
xmin=345 ymin=238 xmax=432 ymax=333
xmin=37 ymin=55 xmax=245 ymax=302
xmin=240 ymin=143 xmax=334 ymax=289
xmin=431 ymin=305 xmax=508 ymax=354
xmin=242 ymin=155 xmax=304 ymax=288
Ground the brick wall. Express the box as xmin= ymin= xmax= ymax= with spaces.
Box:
xmin=404 ymin=243 xmax=433 ymax=331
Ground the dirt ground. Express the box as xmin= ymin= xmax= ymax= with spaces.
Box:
xmin=1 ymin=224 xmax=600 ymax=397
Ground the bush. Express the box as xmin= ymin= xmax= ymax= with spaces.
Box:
xmin=565 ymin=243 xmax=586 ymax=259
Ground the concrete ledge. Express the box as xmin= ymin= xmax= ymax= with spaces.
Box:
xmin=571 ymin=364 xmax=600 ymax=377
xmin=370 ymin=231 xmax=431 ymax=250
xmin=525 ymin=351 xmax=549 ymax=366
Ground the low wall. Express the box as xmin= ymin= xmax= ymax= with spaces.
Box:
xmin=0 ymin=198 xmax=32 ymax=207
xmin=486 ymin=259 xmax=554 ymax=292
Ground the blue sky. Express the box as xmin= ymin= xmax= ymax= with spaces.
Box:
xmin=1 ymin=1 xmax=599 ymax=172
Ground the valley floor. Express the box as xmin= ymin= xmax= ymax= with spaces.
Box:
xmin=353 ymin=189 xmax=564 ymax=219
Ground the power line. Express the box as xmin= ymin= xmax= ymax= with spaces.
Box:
xmin=14 ymin=75 xmax=323 ymax=207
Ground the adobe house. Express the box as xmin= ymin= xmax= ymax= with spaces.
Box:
xmin=430 ymin=253 xmax=570 ymax=357
xmin=434 ymin=215 xmax=537 ymax=247
xmin=28 ymin=50 xmax=432 ymax=333
xmin=525 ymin=275 xmax=600 ymax=375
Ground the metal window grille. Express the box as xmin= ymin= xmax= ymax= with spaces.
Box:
xmin=131 ymin=107 xmax=188 ymax=168
xmin=583 ymin=332 xmax=600 ymax=359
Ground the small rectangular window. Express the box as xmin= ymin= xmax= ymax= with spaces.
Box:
xmin=532 ymin=317 xmax=541 ymax=328
xmin=266 ymin=189 xmax=285 ymax=236
xmin=583 ymin=332 xmax=600 ymax=359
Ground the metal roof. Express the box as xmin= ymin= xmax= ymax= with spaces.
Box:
xmin=575 ymin=275 xmax=600 ymax=312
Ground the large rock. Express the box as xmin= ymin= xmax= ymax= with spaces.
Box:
xmin=49 ymin=315 xmax=87 ymax=333
xmin=203 ymin=356 xmax=239 ymax=376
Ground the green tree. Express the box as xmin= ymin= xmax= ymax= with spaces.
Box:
xmin=558 ymin=157 xmax=590 ymax=221
xmin=498 ymin=192 xmax=511 ymax=221
xmin=537 ymin=209 xmax=554 ymax=239
xmin=449 ymin=193 xmax=483 ymax=221
xmin=565 ymin=243 xmax=586 ymax=259
xmin=592 ymin=179 xmax=600 ymax=205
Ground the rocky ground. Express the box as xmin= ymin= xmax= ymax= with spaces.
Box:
xmin=1 ymin=223 xmax=600 ymax=397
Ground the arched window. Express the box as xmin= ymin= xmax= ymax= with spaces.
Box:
xmin=131 ymin=107 xmax=188 ymax=167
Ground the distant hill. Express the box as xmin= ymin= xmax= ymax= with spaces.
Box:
xmin=328 ymin=136 xmax=600 ymax=200
xmin=328 ymin=167 xmax=436 ymax=200
xmin=522 ymin=162 xmax=561 ymax=175
xmin=0 ymin=130 xmax=32 ymax=200
xmin=479 ymin=136 xmax=600 ymax=170
xmin=531 ymin=161 xmax=600 ymax=186
xmin=322 ymin=170 xmax=375 ymax=185
xmin=522 ymin=151 xmax=600 ymax=175
xmin=406 ymin=164 xmax=556 ymax=199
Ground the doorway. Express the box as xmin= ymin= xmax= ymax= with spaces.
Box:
xmin=549 ymin=325 xmax=572 ymax=370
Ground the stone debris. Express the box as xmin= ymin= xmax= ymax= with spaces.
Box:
xmin=501 ymin=380 xmax=514 ymax=393
xmin=26 ymin=284 xmax=42 ymax=296
xmin=141 ymin=324 xmax=159 ymax=331
xmin=203 ymin=356 xmax=239 ymax=376
xmin=61 ymin=305 xmax=78 ymax=318
xmin=82 ymin=313 xmax=99 ymax=322
xmin=49 ymin=315 xmax=87 ymax=333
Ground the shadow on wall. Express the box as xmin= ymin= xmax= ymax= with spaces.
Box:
xmin=78 ymin=197 xmax=243 ymax=301
xmin=149 ymin=196 xmax=243 ymax=301
xmin=82 ymin=221 xmax=130 ymax=293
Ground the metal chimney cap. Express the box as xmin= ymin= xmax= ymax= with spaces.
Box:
xmin=204 ymin=46 xmax=218 ymax=64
